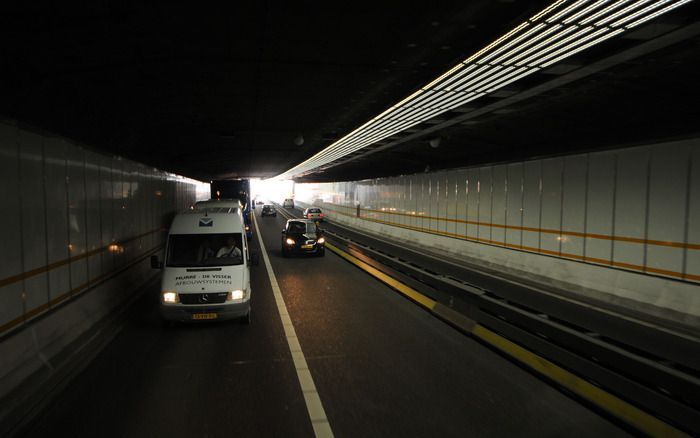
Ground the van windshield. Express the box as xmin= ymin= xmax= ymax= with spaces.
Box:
xmin=166 ymin=233 xmax=243 ymax=267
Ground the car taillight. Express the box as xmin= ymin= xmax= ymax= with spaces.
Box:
xmin=319 ymin=213 xmax=324 ymax=217
xmin=307 ymin=214 xmax=312 ymax=218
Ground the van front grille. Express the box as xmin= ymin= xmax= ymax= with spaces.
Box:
xmin=179 ymin=292 xmax=228 ymax=304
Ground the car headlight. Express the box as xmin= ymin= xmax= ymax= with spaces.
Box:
xmin=162 ymin=291 xmax=179 ymax=303
xmin=227 ymin=289 xmax=246 ymax=301
xmin=317 ymin=237 xmax=325 ymax=244
xmin=286 ymin=238 xmax=295 ymax=245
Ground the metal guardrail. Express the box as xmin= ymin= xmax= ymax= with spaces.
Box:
xmin=274 ymin=203 xmax=700 ymax=434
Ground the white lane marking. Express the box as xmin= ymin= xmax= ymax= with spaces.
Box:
xmin=253 ymin=213 xmax=334 ymax=438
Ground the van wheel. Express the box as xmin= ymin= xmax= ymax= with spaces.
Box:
xmin=241 ymin=311 xmax=251 ymax=325
xmin=317 ymin=248 xmax=325 ymax=257
xmin=282 ymin=248 xmax=289 ymax=258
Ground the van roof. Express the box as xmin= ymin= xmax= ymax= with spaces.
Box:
xmin=169 ymin=210 xmax=244 ymax=235
xmin=194 ymin=198 xmax=243 ymax=208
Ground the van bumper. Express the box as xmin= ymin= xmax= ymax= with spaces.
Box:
xmin=160 ymin=300 xmax=250 ymax=322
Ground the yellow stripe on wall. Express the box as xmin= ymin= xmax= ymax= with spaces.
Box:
xmin=320 ymin=204 xmax=700 ymax=282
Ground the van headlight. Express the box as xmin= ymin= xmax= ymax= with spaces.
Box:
xmin=285 ymin=238 xmax=295 ymax=245
xmin=317 ymin=237 xmax=325 ymax=244
xmin=162 ymin=291 xmax=179 ymax=303
xmin=228 ymin=289 xmax=246 ymax=301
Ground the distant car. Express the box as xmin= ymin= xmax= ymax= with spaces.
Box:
xmin=282 ymin=198 xmax=294 ymax=208
xmin=303 ymin=207 xmax=324 ymax=222
xmin=261 ymin=204 xmax=277 ymax=217
xmin=281 ymin=219 xmax=325 ymax=257
xmin=256 ymin=200 xmax=264 ymax=205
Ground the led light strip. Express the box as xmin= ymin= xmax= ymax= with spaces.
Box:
xmin=275 ymin=0 xmax=693 ymax=179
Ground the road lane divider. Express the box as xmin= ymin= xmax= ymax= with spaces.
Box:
xmin=324 ymin=241 xmax=689 ymax=438
xmin=253 ymin=213 xmax=334 ymax=438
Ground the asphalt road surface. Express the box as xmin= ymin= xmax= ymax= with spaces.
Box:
xmin=23 ymin=208 xmax=629 ymax=438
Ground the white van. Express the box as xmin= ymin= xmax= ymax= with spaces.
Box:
xmin=151 ymin=209 xmax=258 ymax=324
xmin=194 ymin=198 xmax=252 ymax=238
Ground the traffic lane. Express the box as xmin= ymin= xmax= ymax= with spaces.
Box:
xmin=255 ymin=211 xmax=628 ymax=437
xmin=24 ymin=244 xmax=313 ymax=437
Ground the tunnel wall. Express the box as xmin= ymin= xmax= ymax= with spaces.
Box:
xmin=0 ymin=120 xmax=202 ymax=427
xmin=296 ymin=138 xmax=700 ymax=327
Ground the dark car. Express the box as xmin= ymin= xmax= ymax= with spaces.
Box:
xmin=281 ymin=219 xmax=325 ymax=257
xmin=261 ymin=204 xmax=277 ymax=217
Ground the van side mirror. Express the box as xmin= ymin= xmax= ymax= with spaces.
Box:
xmin=281 ymin=229 xmax=286 ymax=233
xmin=150 ymin=255 xmax=163 ymax=269
xmin=250 ymin=250 xmax=260 ymax=266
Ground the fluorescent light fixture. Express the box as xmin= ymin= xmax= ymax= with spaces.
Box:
xmin=625 ymin=0 xmax=693 ymax=28
xmin=516 ymin=27 xmax=593 ymax=66
xmin=563 ymin=0 xmax=608 ymax=23
xmin=546 ymin=0 xmax=589 ymax=22
xmin=595 ymin=0 xmax=654 ymax=26
xmin=611 ymin=0 xmax=674 ymax=27
xmin=541 ymin=29 xmax=625 ymax=67
xmin=528 ymin=28 xmax=609 ymax=67
xmin=479 ymin=24 xmax=546 ymax=63
xmin=581 ymin=0 xmax=635 ymax=24
xmin=491 ymin=24 xmax=563 ymax=64
xmin=454 ymin=65 xmax=505 ymax=91
xmin=465 ymin=66 xmax=517 ymax=92
xmin=475 ymin=67 xmax=530 ymax=93
xmin=445 ymin=64 xmax=490 ymax=91
xmin=485 ymin=69 xmax=539 ymax=94
xmin=274 ymin=0 xmax=691 ymax=179
xmin=503 ymin=25 xmax=572 ymax=65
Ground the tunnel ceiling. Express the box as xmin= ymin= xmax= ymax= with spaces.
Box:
xmin=2 ymin=2 xmax=700 ymax=183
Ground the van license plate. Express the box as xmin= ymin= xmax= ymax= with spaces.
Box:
xmin=192 ymin=313 xmax=218 ymax=320
xmin=301 ymin=244 xmax=313 ymax=249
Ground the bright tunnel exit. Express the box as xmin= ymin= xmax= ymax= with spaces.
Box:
xmin=250 ymin=178 xmax=295 ymax=204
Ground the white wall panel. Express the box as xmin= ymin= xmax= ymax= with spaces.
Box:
xmin=404 ymin=176 xmax=412 ymax=229
xmin=144 ymin=167 xmax=154 ymax=251
xmin=1 ymin=119 xmax=204 ymax=420
xmin=398 ymin=177 xmax=407 ymax=228
xmin=540 ymin=157 xmax=563 ymax=255
xmin=419 ymin=174 xmax=429 ymax=231
xmin=112 ymin=159 xmax=127 ymax=268
xmin=478 ymin=166 xmax=492 ymax=242
xmin=67 ymin=146 xmax=88 ymax=292
xmin=561 ymin=154 xmax=587 ymax=260
xmin=522 ymin=160 xmax=541 ymax=252
xmin=445 ymin=170 xmax=457 ymax=237
xmin=0 ymin=123 xmax=23 ymax=328
xmin=687 ymin=147 xmax=700 ymax=281
xmin=19 ymin=130 xmax=49 ymax=314
xmin=85 ymin=151 xmax=103 ymax=283
xmin=99 ymin=156 xmax=114 ymax=274
xmin=647 ymin=144 xmax=689 ymax=277
xmin=491 ymin=165 xmax=507 ymax=245
xmin=466 ymin=168 xmax=479 ymax=239
xmin=505 ymin=163 xmax=523 ymax=248
xmin=441 ymin=172 xmax=449 ymax=235
xmin=124 ymin=164 xmax=139 ymax=261
xmin=43 ymin=137 xmax=71 ymax=303
xmin=455 ymin=169 xmax=468 ymax=239
xmin=427 ymin=176 xmax=436 ymax=232
xmin=613 ymin=147 xmax=649 ymax=271
xmin=585 ymin=152 xmax=615 ymax=264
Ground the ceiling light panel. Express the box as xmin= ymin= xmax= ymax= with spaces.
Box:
xmin=276 ymin=0 xmax=693 ymax=179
